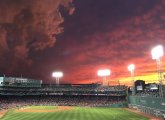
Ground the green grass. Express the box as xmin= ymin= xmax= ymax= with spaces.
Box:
xmin=0 ymin=106 xmax=149 ymax=120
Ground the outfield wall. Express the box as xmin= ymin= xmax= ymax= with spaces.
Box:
xmin=110 ymin=102 xmax=128 ymax=108
xmin=128 ymin=95 xmax=165 ymax=117
xmin=128 ymin=96 xmax=165 ymax=110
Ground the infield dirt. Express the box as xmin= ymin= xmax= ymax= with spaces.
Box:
xmin=16 ymin=106 xmax=74 ymax=113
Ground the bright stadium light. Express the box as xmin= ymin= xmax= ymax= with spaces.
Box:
xmin=151 ymin=45 xmax=164 ymax=97
xmin=151 ymin=45 xmax=163 ymax=60
xmin=97 ymin=69 xmax=111 ymax=77
xmin=52 ymin=72 xmax=63 ymax=78
xmin=52 ymin=71 xmax=63 ymax=85
xmin=128 ymin=64 xmax=135 ymax=95
xmin=128 ymin=64 xmax=135 ymax=72
xmin=97 ymin=69 xmax=111 ymax=86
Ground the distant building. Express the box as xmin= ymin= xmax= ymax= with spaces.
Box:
xmin=0 ymin=77 xmax=42 ymax=88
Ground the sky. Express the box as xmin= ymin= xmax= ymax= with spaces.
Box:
xmin=0 ymin=0 xmax=165 ymax=85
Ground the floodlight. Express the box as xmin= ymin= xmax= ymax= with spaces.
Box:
xmin=52 ymin=71 xmax=63 ymax=85
xmin=97 ymin=69 xmax=111 ymax=77
xmin=52 ymin=72 xmax=63 ymax=77
xmin=97 ymin=69 xmax=111 ymax=86
xmin=128 ymin=64 xmax=135 ymax=72
xmin=151 ymin=45 xmax=163 ymax=60
xmin=151 ymin=45 xmax=164 ymax=97
xmin=128 ymin=64 xmax=135 ymax=95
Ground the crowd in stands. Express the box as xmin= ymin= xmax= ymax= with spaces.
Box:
xmin=41 ymin=84 xmax=127 ymax=92
xmin=0 ymin=84 xmax=127 ymax=110
xmin=0 ymin=95 xmax=126 ymax=110
xmin=95 ymin=85 xmax=127 ymax=92
xmin=135 ymin=90 xmax=159 ymax=97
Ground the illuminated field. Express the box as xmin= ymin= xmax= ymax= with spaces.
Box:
xmin=0 ymin=106 xmax=149 ymax=120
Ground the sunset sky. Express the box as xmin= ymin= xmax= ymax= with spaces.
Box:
xmin=0 ymin=0 xmax=165 ymax=85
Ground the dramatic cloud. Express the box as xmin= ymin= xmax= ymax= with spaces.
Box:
xmin=50 ymin=0 xmax=165 ymax=85
xmin=0 ymin=0 xmax=74 ymax=74
xmin=1 ymin=0 xmax=165 ymax=85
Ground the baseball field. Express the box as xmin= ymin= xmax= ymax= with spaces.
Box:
xmin=0 ymin=106 xmax=149 ymax=120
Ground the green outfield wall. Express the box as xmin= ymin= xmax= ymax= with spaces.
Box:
xmin=128 ymin=96 xmax=165 ymax=111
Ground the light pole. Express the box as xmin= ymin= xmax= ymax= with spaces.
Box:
xmin=128 ymin=64 xmax=135 ymax=95
xmin=52 ymin=71 xmax=63 ymax=86
xmin=118 ymin=80 xmax=120 ymax=86
xmin=151 ymin=45 xmax=164 ymax=98
xmin=97 ymin=69 xmax=111 ymax=86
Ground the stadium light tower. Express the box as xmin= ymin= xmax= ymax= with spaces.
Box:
xmin=128 ymin=64 xmax=135 ymax=95
xmin=52 ymin=71 xmax=63 ymax=86
xmin=97 ymin=69 xmax=111 ymax=86
xmin=151 ymin=45 xmax=164 ymax=97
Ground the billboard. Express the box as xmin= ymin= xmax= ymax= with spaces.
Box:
xmin=149 ymin=83 xmax=158 ymax=90
xmin=0 ymin=77 xmax=4 ymax=86
xmin=136 ymin=85 xmax=143 ymax=91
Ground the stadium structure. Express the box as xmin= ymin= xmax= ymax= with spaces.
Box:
xmin=0 ymin=77 xmax=165 ymax=120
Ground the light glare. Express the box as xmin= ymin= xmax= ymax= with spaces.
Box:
xmin=52 ymin=72 xmax=63 ymax=77
xmin=151 ymin=45 xmax=164 ymax=59
xmin=97 ymin=69 xmax=111 ymax=77
xmin=128 ymin=64 xmax=135 ymax=71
